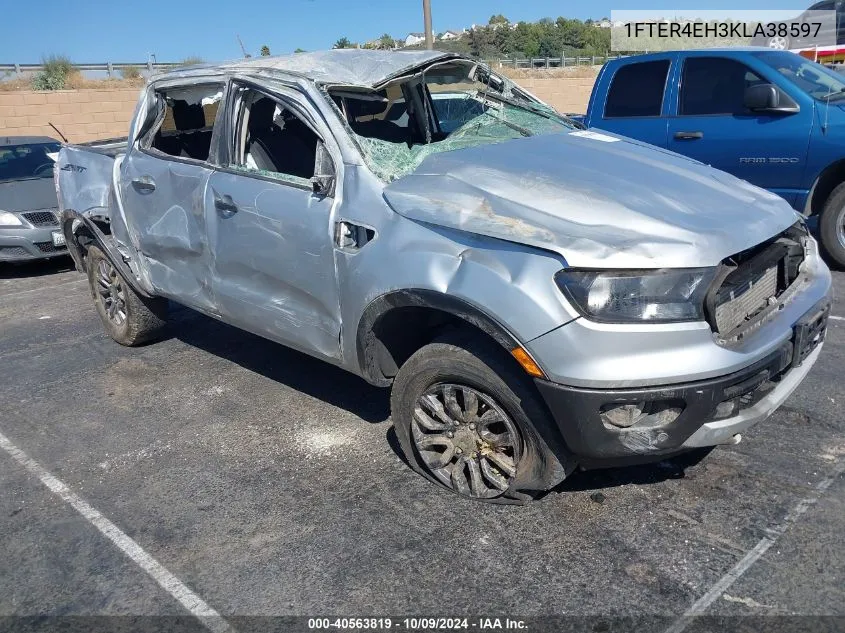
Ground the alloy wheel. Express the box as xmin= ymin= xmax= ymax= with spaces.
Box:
xmin=411 ymin=383 xmax=520 ymax=499
xmin=96 ymin=259 xmax=127 ymax=326
xmin=837 ymin=207 xmax=845 ymax=251
xmin=768 ymin=36 xmax=788 ymax=49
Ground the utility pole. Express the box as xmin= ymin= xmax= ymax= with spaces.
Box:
xmin=237 ymin=34 xmax=251 ymax=58
xmin=423 ymin=0 xmax=433 ymax=50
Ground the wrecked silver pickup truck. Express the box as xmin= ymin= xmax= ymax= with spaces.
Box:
xmin=57 ymin=50 xmax=831 ymax=503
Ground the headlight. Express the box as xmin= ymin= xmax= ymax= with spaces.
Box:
xmin=555 ymin=268 xmax=717 ymax=323
xmin=0 ymin=211 xmax=23 ymax=227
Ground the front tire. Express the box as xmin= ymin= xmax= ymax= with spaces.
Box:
xmin=819 ymin=182 xmax=845 ymax=269
xmin=86 ymin=245 xmax=168 ymax=346
xmin=390 ymin=332 xmax=569 ymax=504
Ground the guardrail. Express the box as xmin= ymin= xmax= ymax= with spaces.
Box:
xmin=0 ymin=62 xmax=181 ymax=78
xmin=492 ymin=54 xmax=632 ymax=68
xmin=1 ymin=54 xmax=634 ymax=80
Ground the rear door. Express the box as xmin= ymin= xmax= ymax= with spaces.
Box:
xmin=119 ymin=80 xmax=225 ymax=313
xmin=205 ymin=80 xmax=342 ymax=360
xmin=589 ymin=55 xmax=676 ymax=148
xmin=666 ymin=55 xmax=812 ymax=205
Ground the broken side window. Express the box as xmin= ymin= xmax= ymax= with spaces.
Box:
xmin=144 ymin=83 xmax=224 ymax=161
xmin=334 ymin=84 xmax=412 ymax=144
xmin=228 ymin=85 xmax=322 ymax=188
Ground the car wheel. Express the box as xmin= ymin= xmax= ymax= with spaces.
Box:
xmin=390 ymin=331 xmax=568 ymax=504
xmin=86 ymin=245 xmax=168 ymax=346
xmin=767 ymin=34 xmax=790 ymax=49
xmin=820 ymin=182 xmax=845 ymax=269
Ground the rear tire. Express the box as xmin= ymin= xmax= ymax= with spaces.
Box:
xmin=819 ymin=182 xmax=845 ymax=269
xmin=86 ymin=245 xmax=167 ymax=346
xmin=390 ymin=331 xmax=569 ymax=504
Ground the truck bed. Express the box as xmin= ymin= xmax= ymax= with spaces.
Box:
xmin=55 ymin=140 xmax=125 ymax=221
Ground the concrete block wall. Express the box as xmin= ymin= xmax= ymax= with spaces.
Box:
xmin=0 ymin=78 xmax=595 ymax=144
xmin=0 ymin=88 xmax=141 ymax=142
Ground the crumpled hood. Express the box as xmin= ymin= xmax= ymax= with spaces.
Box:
xmin=0 ymin=177 xmax=58 ymax=213
xmin=383 ymin=130 xmax=799 ymax=268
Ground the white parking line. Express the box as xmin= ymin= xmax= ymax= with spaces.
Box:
xmin=831 ymin=315 xmax=844 ymax=321
xmin=664 ymin=458 xmax=845 ymax=633
xmin=0 ymin=430 xmax=234 ymax=633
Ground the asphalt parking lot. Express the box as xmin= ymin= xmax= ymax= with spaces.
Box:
xmin=0 ymin=256 xmax=844 ymax=632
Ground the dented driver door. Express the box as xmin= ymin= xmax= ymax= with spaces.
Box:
xmin=119 ymin=81 xmax=226 ymax=313
xmin=204 ymin=81 xmax=342 ymax=361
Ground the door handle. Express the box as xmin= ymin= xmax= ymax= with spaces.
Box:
xmin=131 ymin=176 xmax=156 ymax=193
xmin=674 ymin=131 xmax=704 ymax=140
xmin=214 ymin=194 xmax=238 ymax=214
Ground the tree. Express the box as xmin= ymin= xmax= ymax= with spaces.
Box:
xmin=556 ymin=17 xmax=586 ymax=49
xmin=467 ymin=26 xmax=496 ymax=58
xmin=489 ymin=14 xmax=509 ymax=25
xmin=509 ymin=22 xmax=541 ymax=58
xmin=378 ymin=33 xmax=395 ymax=49
xmin=334 ymin=37 xmax=353 ymax=49
xmin=294 ymin=48 xmax=307 ymax=53
xmin=260 ymin=45 xmax=271 ymax=56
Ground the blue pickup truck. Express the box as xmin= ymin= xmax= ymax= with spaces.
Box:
xmin=580 ymin=48 xmax=845 ymax=267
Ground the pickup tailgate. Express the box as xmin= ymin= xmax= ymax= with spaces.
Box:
xmin=55 ymin=140 xmax=126 ymax=220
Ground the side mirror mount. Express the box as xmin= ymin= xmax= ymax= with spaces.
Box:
xmin=744 ymin=84 xmax=800 ymax=114
xmin=311 ymin=140 xmax=336 ymax=197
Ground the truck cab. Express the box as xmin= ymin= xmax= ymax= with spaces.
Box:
xmin=583 ymin=48 xmax=845 ymax=267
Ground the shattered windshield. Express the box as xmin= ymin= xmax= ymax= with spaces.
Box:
xmin=329 ymin=62 xmax=575 ymax=181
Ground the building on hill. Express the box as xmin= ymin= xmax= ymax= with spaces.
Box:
xmin=404 ymin=33 xmax=426 ymax=47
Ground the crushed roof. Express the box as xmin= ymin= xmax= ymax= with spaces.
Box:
xmin=220 ymin=48 xmax=457 ymax=87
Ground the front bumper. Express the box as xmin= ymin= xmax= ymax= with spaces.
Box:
xmin=534 ymin=302 xmax=829 ymax=463
xmin=0 ymin=226 xmax=68 ymax=262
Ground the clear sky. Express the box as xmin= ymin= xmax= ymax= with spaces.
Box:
xmin=2 ymin=0 xmax=807 ymax=63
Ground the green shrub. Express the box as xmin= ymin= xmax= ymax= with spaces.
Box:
xmin=179 ymin=56 xmax=205 ymax=67
xmin=120 ymin=65 xmax=141 ymax=80
xmin=43 ymin=54 xmax=73 ymax=77
xmin=30 ymin=54 xmax=73 ymax=90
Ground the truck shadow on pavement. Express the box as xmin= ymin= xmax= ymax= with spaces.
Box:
xmin=169 ymin=303 xmax=715 ymax=495
xmin=556 ymin=447 xmax=713 ymax=493
xmin=0 ymin=256 xmax=75 ymax=279
xmin=169 ymin=304 xmax=391 ymax=424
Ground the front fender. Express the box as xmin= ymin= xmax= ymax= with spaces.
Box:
xmin=356 ymin=288 xmax=527 ymax=386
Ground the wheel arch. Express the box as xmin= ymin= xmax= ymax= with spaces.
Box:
xmin=807 ymin=158 xmax=845 ymax=216
xmin=60 ymin=209 xmax=155 ymax=299
xmin=355 ymin=289 xmax=532 ymax=388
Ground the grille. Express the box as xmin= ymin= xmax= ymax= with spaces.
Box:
xmin=709 ymin=223 xmax=806 ymax=338
xmin=714 ymin=265 xmax=778 ymax=334
xmin=34 ymin=241 xmax=66 ymax=254
xmin=0 ymin=246 xmax=29 ymax=258
xmin=22 ymin=211 xmax=59 ymax=227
